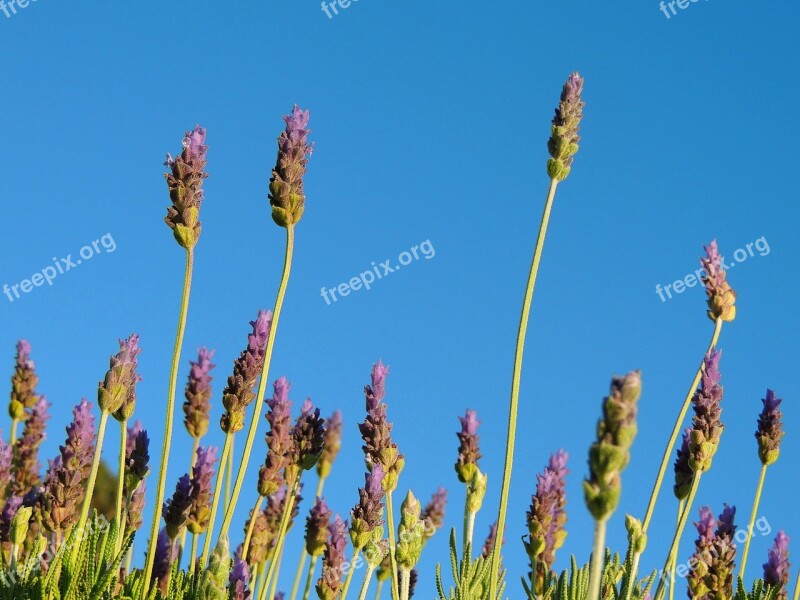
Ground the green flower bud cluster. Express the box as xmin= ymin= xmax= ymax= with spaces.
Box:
xmin=395 ymin=491 xmax=424 ymax=571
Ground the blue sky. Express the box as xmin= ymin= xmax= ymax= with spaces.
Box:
xmin=1 ymin=0 xmax=799 ymax=596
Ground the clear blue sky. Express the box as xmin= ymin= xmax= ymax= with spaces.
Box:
xmin=1 ymin=0 xmax=798 ymax=596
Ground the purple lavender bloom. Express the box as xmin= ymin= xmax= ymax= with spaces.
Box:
xmin=318 ymin=410 xmax=343 ymax=479
xmin=673 ymin=428 xmax=693 ymax=500
xmin=9 ymin=340 xmax=39 ymax=419
xmin=289 ymin=398 xmax=326 ymax=478
xmin=229 ymin=556 xmax=252 ymax=600
xmin=547 ymin=72 xmax=585 ymax=181
xmin=163 ymin=473 xmax=194 ymax=539
xmin=481 ymin=521 xmax=506 ymax=560
xmin=126 ymin=480 xmax=146 ymax=534
xmin=258 ymin=377 xmax=294 ymax=496
xmin=184 ymin=347 xmax=216 ymax=439
xmin=152 ymin=528 xmax=176 ymax=595
xmin=689 ymin=351 xmax=724 ymax=473
xmin=420 ymin=487 xmax=447 ymax=540
xmin=763 ymin=531 xmax=791 ymax=599
xmin=125 ymin=421 xmax=150 ymax=488
xmin=98 ymin=334 xmax=142 ymax=419
xmin=756 ymin=389 xmax=784 ymax=466
xmin=350 ymin=465 xmax=386 ymax=549
xmin=688 ymin=505 xmax=737 ymax=599
xmin=317 ymin=515 xmax=348 ymax=600
xmin=701 ymin=240 xmax=737 ymax=322
xmin=359 ymin=361 xmax=404 ymax=492
xmin=187 ymin=445 xmax=218 ymax=535
xmin=305 ymin=497 xmax=332 ymax=557
xmin=164 ymin=125 xmax=209 ymax=249
xmin=10 ymin=396 xmax=51 ymax=496
xmin=269 ymin=105 xmax=313 ymax=228
xmin=455 ymin=410 xmax=482 ymax=484
xmin=221 ymin=311 xmax=272 ymax=433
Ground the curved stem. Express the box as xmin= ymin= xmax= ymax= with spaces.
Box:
xmin=668 ymin=500 xmax=686 ymax=600
xmin=114 ymin=421 xmax=128 ymax=554
xmin=488 ymin=178 xmax=560 ymax=599
xmin=243 ymin=495 xmax=266 ymax=561
xmin=740 ymin=464 xmax=768 ymax=581
xmin=141 ymin=249 xmax=195 ymax=594
xmin=220 ymin=225 xmax=295 ymax=540
xmin=586 ymin=518 xmax=608 ymax=600
xmin=199 ymin=431 xmax=233 ymax=567
xmin=357 ymin=565 xmax=376 ymax=600
xmin=655 ymin=475 xmax=702 ymax=600
xmin=341 ymin=548 xmax=362 ymax=600
xmin=386 ymin=491 xmax=401 ymax=600
xmin=261 ymin=478 xmax=300 ymax=600
xmin=302 ymin=555 xmax=320 ymax=600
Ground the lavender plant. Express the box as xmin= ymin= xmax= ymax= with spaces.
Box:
xmin=0 ymin=81 xmax=793 ymax=600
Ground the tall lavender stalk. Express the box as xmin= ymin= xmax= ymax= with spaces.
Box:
xmin=488 ymin=73 xmax=584 ymax=600
xmin=218 ymin=105 xmax=313 ymax=549
xmin=8 ymin=340 xmax=39 ymax=445
xmin=455 ymin=409 xmax=486 ymax=555
xmin=142 ymin=125 xmax=208 ymax=595
xmin=763 ymin=531 xmax=791 ymax=599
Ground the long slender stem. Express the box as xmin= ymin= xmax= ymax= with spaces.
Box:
xmin=261 ymin=478 xmax=300 ymax=600
xmin=655 ymin=475 xmax=702 ymax=600
xmin=225 ymin=436 xmax=235 ymax=514
xmin=302 ymin=556 xmax=320 ymax=600
xmin=9 ymin=419 xmax=17 ymax=445
xmin=399 ymin=569 xmax=410 ymax=600
xmin=740 ymin=464 xmax=768 ymax=581
xmin=220 ymin=225 xmax=295 ymax=539
xmin=199 ymin=431 xmax=233 ymax=567
xmin=71 ymin=410 xmax=110 ymax=566
xmin=243 ymin=495 xmax=266 ymax=561
xmin=385 ymin=491 xmax=401 ymax=600
xmin=341 ymin=548 xmax=362 ymax=600
xmin=373 ymin=580 xmax=384 ymax=600
xmin=188 ymin=533 xmax=199 ymax=576
xmin=258 ymin=559 xmax=272 ymax=600
xmin=141 ymin=249 xmax=195 ymax=594
xmin=488 ymin=178 xmax=560 ymax=599
xmin=268 ymin=541 xmax=287 ymax=600
xmin=668 ymin=500 xmax=686 ymax=600
xmin=586 ymin=519 xmax=608 ymax=600
xmin=357 ymin=565 xmax=376 ymax=600
xmin=114 ymin=421 xmax=128 ymax=554
xmin=291 ymin=477 xmax=326 ymax=600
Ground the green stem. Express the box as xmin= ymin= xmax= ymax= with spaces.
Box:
xmin=386 ymin=491 xmax=401 ymax=600
xmin=71 ymin=410 xmax=110 ymax=567
xmin=341 ymin=548 xmax=362 ymax=600
xmin=141 ymin=249 xmax=195 ymax=595
xmin=9 ymin=419 xmax=17 ymax=445
xmin=655 ymin=475 xmax=702 ymax=600
xmin=291 ymin=477 xmax=326 ymax=600
xmin=257 ymin=559 xmax=272 ymax=600
xmin=188 ymin=533 xmax=199 ymax=576
xmin=586 ymin=519 xmax=608 ymax=600
xmin=114 ymin=420 xmax=127 ymax=555
xmin=357 ymin=565 xmax=376 ymax=600
xmin=399 ymin=568 xmax=410 ymax=600
xmin=261 ymin=478 xmax=300 ymax=600
xmin=463 ymin=503 xmax=476 ymax=559
xmin=668 ymin=500 xmax=686 ymax=600
xmin=268 ymin=540 xmax=286 ymax=600
xmin=488 ymin=178 xmax=560 ymax=600
xmin=219 ymin=225 xmax=295 ymax=540
xmin=793 ymin=567 xmax=800 ymax=600
xmin=199 ymin=431 xmax=233 ymax=568
xmin=243 ymin=495 xmax=266 ymax=562
xmin=225 ymin=435 xmax=235 ymax=514
xmin=627 ymin=319 xmax=722 ymax=591
xmin=373 ymin=580 xmax=384 ymax=600
xmin=302 ymin=555 xmax=320 ymax=600
xmin=740 ymin=464 xmax=768 ymax=581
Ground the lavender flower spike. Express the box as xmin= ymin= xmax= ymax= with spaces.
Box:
xmin=98 ymin=334 xmax=142 ymax=419
xmin=701 ymin=240 xmax=737 ymax=322
xmin=258 ymin=377 xmax=294 ymax=497
xmin=420 ymin=487 xmax=447 ymax=541
xmin=221 ymin=310 xmax=272 ymax=433
xmin=317 ymin=410 xmax=343 ymax=479
xmin=317 ymin=515 xmax=348 ymax=600
xmin=687 ymin=505 xmax=737 ymax=599
xmin=455 ymin=409 xmax=482 ymax=484
xmin=350 ymin=465 xmax=386 ymax=549
xmin=187 ymin=445 xmax=218 ymax=535
xmin=547 ymin=72 xmax=585 ymax=181
xmin=287 ymin=398 xmax=325 ymax=484
xmin=305 ymin=497 xmax=333 ymax=557
xmin=164 ymin=125 xmax=209 ymax=249
xmin=152 ymin=528 xmax=177 ymax=595
xmin=9 ymin=340 xmax=39 ymax=420
xmin=229 ymin=556 xmax=252 ymax=600
xmin=269 ymin=105 xmax=313 ymax=228
xmin=10 ymin=396 xmax=51 ymax=496
xmin=689 ymin=350 xmax=724 ymax=473
xmin=673 ymin=428 xmax=693 ymax=500
xmin=125 ymin=422 xmax=150 ymax=490
xmin=526 ymin=449 xmax=569 ymax=584
xmin=163 ymin=473 xmax=194 ymax=539
xmin=183 ymin=347 xmax=216 ymax=440
xmin=763 ymin=531 xmax=791 ymax=599
xmin=756 ymin=389 xmax=784 ymax=466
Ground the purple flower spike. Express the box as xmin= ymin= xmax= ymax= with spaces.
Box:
xmin=359 ymin=361 xmax=404 ymax=492
xmin=184 ymin=347 xmax=216 ymax=440
xmin=527 ymin=450 xmax=569 ymax=590
xmin=371 ymin=361 xmax=389 ymax=403
xmin=258 ymin=377 xmax=294 ymax=496
xmin=673 ymin=428 xmax=693 ymax=500
xmin=152 ymin=528 xmax=176 ymax=595
xmin=125 ymin=422 xmax=150 ymax=488
xmin=162 ymin=473 xmax=194 ymax=540
xmin=305 ymin=497 xmax=332 ymax=557
xmin=420 ymin=487 xmax=447 ymax=540
xmin=98 ymin=334 xmax=142 ymax=420
xmin=688 ymin=505 xmax=738 ymax=599
xmin=318 ymin=410 xmax=343 ymax=479
xmin=701 ymin=240 xmax=737 ymax=322
xmin=187 ymin=445 xmax=218 ymax=535
xmin=756 ymin=389 xmax=785 ymax=466
xmin=455 ymin=409 xmax=482 ymax=484
xmin=350 ymin=465 xmax=386 ymax=549
xmin=763 ymin=531 xmax=791 ymax=599
xmin=317 ymin=515 xmax=348 ymax=600
xmin=689 ymin=351 xmax=725 ymax=473
xmin=221 ymin=310 xmax=272 ymax=433
xmin=269 ymin=105 xmax=313 ymax=228
xmin=164 ymin=125 xmax=209 ymax=249
xmin=9 ymin=340 xmax=39 ymax=419
xmin=547 ymin=72 xmax=585 ymax=181
xmin=10 ymin=396 xmax=51 ymax=496
xmin=126 ymin=480 xmax=146 ymax=534
xmin=481 ymin=521 xmax=506 ymax=560
xmin=289 ymin=398 xmax=326 ymax=479
xmin=229 ymin=556 xmax=252 ymax=600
